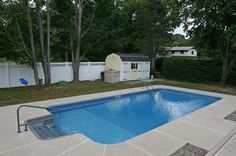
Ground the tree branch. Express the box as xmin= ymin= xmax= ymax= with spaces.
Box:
xmin=81 ymin=3 xmax=97 ymax=38
xmin=10 ymin=0 xmax=31 ymax=59
xmin=79 ymin=37 xmax=102 ymax=61
xmin=15 ymin=16 xmax=31 ymax=59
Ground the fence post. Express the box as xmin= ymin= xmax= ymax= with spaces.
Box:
xmin=5 ymin=62 xmax=10 ymax=88
xmin=65 ymin=62 xmax=69 ymax=81
xmin=88 ymin=62 xmax=91 ymax=80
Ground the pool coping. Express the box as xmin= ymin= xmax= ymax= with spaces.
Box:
xmin=1 ymin=85 xmax=236 ymax=156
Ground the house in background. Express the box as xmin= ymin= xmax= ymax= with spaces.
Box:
xmin=165 ymin=46 xmax=198 ymax=57
xmin=105 ymin=53 xmax=150 ymax=81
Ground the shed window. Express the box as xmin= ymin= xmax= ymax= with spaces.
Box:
xmin=131 ymin=63 xmax=138 ymax=70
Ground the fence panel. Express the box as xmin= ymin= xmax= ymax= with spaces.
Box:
xmin=0 ymin=63 xmax=8 ymax=88
xmin=9 ymin=63 xmax=36 ymax=87
xmin=0 ymin=62 xmax=105 ymax=88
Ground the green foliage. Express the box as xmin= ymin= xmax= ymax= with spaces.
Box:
xmin=160 ymin=58 xmax=223 ymax=83
xmin=180 ymin=0 xmax=236 ymax=85
xmin=0 ymin=0 xmax=181 ymax=62
xmin=0 ymin=1 xmax=29 ymax=64
xmin=159 ymin=57 xmax=236 ymax=85
xmin=82 ymin=0 xmax=143 ymax=61
xmin=171 ymin=34 xmax=193 ymax=47
xmin=135 ymin=0 xmax=180 ymax=57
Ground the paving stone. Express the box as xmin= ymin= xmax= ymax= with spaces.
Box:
xmin=170 ymin=143 xmax=208 ymax=156
xmin=225 ymin=111 xmax=236 ymax=122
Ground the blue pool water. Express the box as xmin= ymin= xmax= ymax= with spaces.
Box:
xmin=48 ymin=89 xmax=221 ymax=144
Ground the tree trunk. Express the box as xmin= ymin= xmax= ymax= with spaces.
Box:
xmin=38 ymin=9 xmax=48 ymax=86
xmin=220 ymin=64 xmax=228 ymax=87
xmin=220 ymin=56 xmax=236 ymax=87
xmin=152 ymin=24 xmax=156 ymax=72
xmin=73 ymin=0 xmax=83 ymax=83
xmin=151 ymin=56 xmax=156 ymax=72
xmin=65 ymin=52 xmax=68 ymax=62
xmin=26 ymin=0 xmax=40 ymax=85
xmin=45 ymin=0 xmax=51 ymax=86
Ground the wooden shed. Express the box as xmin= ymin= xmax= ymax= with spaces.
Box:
xmin=105 ymin=53 xmax=150 ymax=81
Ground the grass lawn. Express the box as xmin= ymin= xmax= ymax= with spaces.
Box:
xmin=0 ymin=57 xmax=7 ymax=62
xmin=0 ymin=80 xmax=236 ymax=107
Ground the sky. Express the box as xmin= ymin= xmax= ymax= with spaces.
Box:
xmin=173 ymin=24 xmax=187 ymax=37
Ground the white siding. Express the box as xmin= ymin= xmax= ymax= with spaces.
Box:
xmin=171 ymin=49 xmax=197 ymax=57
xmin=122 ymin=62 xmax=131 ymax=81
xmin=121 ymin=61 xmax=150 ymax=81
xmin=138 ymin=62 xmax=150 ymax=80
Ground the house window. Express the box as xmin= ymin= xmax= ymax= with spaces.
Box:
xmin=131 ymin=63 xmax=138 ymax=70
xmin=181 ymin=51 xmax=184 ymax=54
xmin=171 ymin=51 xmax=175 ymax=54
xmin=192 ymin=51 xmax=194 ymax=55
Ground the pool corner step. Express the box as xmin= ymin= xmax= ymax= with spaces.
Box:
xmin=26 ymin=116 xmax=65 ymax=140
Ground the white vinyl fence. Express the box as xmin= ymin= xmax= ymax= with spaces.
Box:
xmin=0 ymin=62 xmax=105 ymax=88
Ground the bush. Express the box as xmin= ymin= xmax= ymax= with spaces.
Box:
xmin=228 ymin=67 xmax=236 ymax=86
xmin=159 ymin=57 xmax=228 ymax=84
xmin=156 ymin=58 xmax=164 ymax=71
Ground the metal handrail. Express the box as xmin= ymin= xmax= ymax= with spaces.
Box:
xmin=140 ymin=80 xmax=153 ymax=91
xmin=145 ymin=80 xmax=154 ymax=90
xmin=26 ymin=111 xmax=61 ymax=126
xmin=140 ymin=80 xmax=147 ymax=89
xmin=17 ymin=105 xmax=48 ymax=133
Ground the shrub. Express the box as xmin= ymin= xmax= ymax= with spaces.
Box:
xmin=228 ymin=66 xmax=236 ymax=86
xmin=159 ymin=57 xmax=229 ymax=84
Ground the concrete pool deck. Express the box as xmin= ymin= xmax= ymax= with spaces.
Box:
xmin=0 ymin=85 xmax=236 ymax=156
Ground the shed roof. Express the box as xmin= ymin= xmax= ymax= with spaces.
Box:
xmin=115 ymin=53 xmax=150 ymax=62
xmin=166 ymin=46 xmax=194 ymax=51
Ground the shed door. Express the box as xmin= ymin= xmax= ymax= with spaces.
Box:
xmin=131 ymin=71 xmax=138 ymax=80
xmin=130 ymin=62 xmax=138 ymax=80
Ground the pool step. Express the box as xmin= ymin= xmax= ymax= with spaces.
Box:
xmin=36 ymin=123 xmax=64 ymax=139
xmin=26 ymin=116 xmax=66 ymax=140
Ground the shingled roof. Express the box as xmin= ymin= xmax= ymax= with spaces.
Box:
xmin=115 ymin=53 xmax=150 ymax=62
xmin=166 ymin=46 xmax=194 ymax=51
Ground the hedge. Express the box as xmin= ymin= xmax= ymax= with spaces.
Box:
xmin=157 ymin=57 xmax=236 ymax=85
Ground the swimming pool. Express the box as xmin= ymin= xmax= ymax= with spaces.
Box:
xmin=38 ymin=89 xmax=221 ymax=144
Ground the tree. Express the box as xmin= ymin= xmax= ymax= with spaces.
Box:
xmin=5 ymin=0 xmax=53 ymax=86
xmin=81 ymin=0 xmax=142 ymax=61
xmin=1 ymin=0 xmax=181 ymax=82
xmin=135 ymin=0 xmax=180 ymax=72
xmin=0 ymin=1 xmax=13 ymax=59
xmin=180 ymin=0 xmax=236 ymax=86
xmin=25 ymin=0 xmax=40 ymax=85
xmin=70 ymin=0 xmax=97 ymax=82
xmin=170 ymin=34 xmax=193 ymax=47
xmin=45 ymin=0 xmax=51 ymax=86
xmin=36 ymin=0 xmax=52 ymax=86
xmin=1 ymin=0 xmax=32 ymax=64
xmin=2 ymin=0 xmax=42 ymax=85
xmin=13 ymin=0 xmax=52 ymax=86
